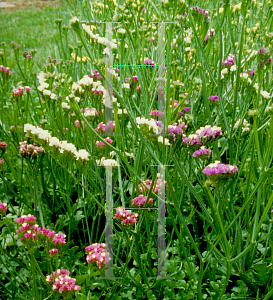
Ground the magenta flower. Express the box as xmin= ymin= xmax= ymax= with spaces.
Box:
xmin=0 ymin=202 xmax=7 ymax=217
xmin=138 ymin=179 xmax=168 ymax=194
xmin=209 ymin=95 xmax=219 ymax=101
xmin=182 ymin=134 xmax=203 ymax=147
xmin=249 ymin=70 xmax=255 ymax=76
xmin=52 ymin=233 xmax=66 ymax=246
xmin=196 ymin=125 xmax=222 ymax=140
xmin=113 ymin=207 xmax=138 ymax=226
xmin=85 ymin=243 xmax=111 ymax=269
xmin=49 ymin=248 xmax=59 ymax=255
xmin=46 ymin=269 xmax=81 ymax=294
xmin=202 ymin=161 xmax=238 ymax=184
xmin=193 ymin=146 xmax=211 ymax=159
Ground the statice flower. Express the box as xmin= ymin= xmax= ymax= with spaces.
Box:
xmin=46 ymin=269 xmax=81 ymax=295
xmin=19 ymin=141 xmax=45 ymax=158
xmin=138 ymin=179 xmax=167 ymax=194
xmin=233 ymin=119 xmax=250 ymax=134
xmin=52 ymin=233 xmax=66 ymax=246
xmin=74 ymin=149 xmax=90 ymax=162
xmin=0 ymin=141 xmax=7 ymax=153
xmin=0 ymin=202 xmax=7 ymax=217
xmin=203 ymin=161 xmax=238 ymax=186
xmin=182 ymin=134 xmax=203 ymax=147
xmin=209 ymin=95 xmax=219 ymax=101
xmin=193 ymin=146 xmax=211 ymax=159
xmin=196 ymin=125 xmax=222 ymax=141
xmin=222 ymin=53 xmax=235 ymax=66
xmin=15 ymin=215 xmax=41 ymax=251
xmin=85 ymin=243 xmax=111 ymax=269
xmin=95 ymin=122 xmax=115 ymax=133
xmin=136 ymin=117 xmax=158 ymax=134
xmin=49 ymin=248 xmax=59 ymax=255
xmin=95 ymin=137 xmax=113 ymax=148
xmin=84 ymin=108 xmax=99 ymax=120
xmin=113 ymin=207 xmax=138 ymax=226
xmin=131 ymin=194 xmax=153 ymax=207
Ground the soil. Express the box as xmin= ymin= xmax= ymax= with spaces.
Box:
xmin=0 ymin=0 xmax=65 ymax=11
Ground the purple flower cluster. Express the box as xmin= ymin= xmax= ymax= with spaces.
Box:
xmin=222 ymin=54 xmax=235 ymax=66
xmin=89 ymin=70 xmax=102 ymax=80
xmin=191 ymin=6 xmax=210 ymax=23
xmin=193 ymin=146 xmax=211 ymax=159
xmin=182 ymin=134 xmax=203 ymax=147
xmin=209 ymin=95 xmax=219 ymax=101
xmin=204 ymin=29 xmax=214 ymax=42
xmin=196 ymin=125 xmax=222 ymax=139
xmin=258 ymin=48 xmax=272 ymax=67
xmin=203 ymin=161 xmax=238 ymax=176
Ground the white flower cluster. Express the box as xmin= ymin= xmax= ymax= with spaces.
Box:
xmin=37 ymin=72 xmax=57 ymax=100
xmin=184 ymin=28 xmax=192 ymax=45
xmin=233 ymin=119 xmax=250 ymax=134
xmin=158 ymin=136 xmax=171 ymax=145
xmin=24 ymin=124 xmax=90 ymax=161
xmin=109 ymin=151 xmax=134 ymax=159
xmin=71 ymin=75 xmax=106 ymax=100
xmin=82 ymin=24 xmax=117 ymax=49
xmin=252 ymin=83 xmax=271 ymax=99
xmin=240 ymin=72 xmax=252 ymax=84
xmin=96 ymin=157 xmax=118 ymax=166
xmin=135 ymin=117 xmax=158 ymax=134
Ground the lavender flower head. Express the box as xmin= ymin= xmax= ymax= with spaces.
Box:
xmin=203 ymin=161 xmax=238 ymax=185
xmin=209 ymin=95 xmax=219 ymax=101
xmin=196 ymin=125 xmax=222 ymax=140
xmin=193 ymin=146 xmax=211 ymax=159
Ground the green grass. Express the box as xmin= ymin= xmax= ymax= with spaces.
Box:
xmin=0 ymin=5 xmax=75 ymax=76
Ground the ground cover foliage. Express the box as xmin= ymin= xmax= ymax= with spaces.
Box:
xmin=0 ymin=0 xmax=273 ymax=299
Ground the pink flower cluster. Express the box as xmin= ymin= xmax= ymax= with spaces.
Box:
xmin=191 ymin=6 xmax=210 ymax=23
xmin=182 ymin=134 xmax=203 ymax=147
xmin=89 ymin=70 xmax=103 ymax=80
xmin=49 ymin=248 xmax=59 ymax=255
xmin=204 ymin=29 xmax=214 ymax=42
xmin=150 ymin=110 xmax=164 ymax=117
xmin=138 ymin=179 xmax=167 ymax=194
xmin=203 ymin=161 xmax=238 ymax=177
xmin=19 ymin=141 xmax=45 ymax=158
xmin=95 ymin=121 xmax=115 ymax=133
xmin=193 ymin=146 xmax=211 ymax=159
xmin=74 ymin=120 xmax=85 ymax=127
xmin=144 ymin=59 xmax=155 ymax=66
xmin=12 ymin=86 xmax=24 ymax=98
xmin=0 ymin=202 xmax=7 ymax=216
xmin=0 ymin=65 xmax=12 ymax=76
xmin=222 ymin=54 xmax=235 ymax=66
xmin=209 ymin=95 xmax=219 ymax=101
xmin=53 ymin=233 xmax=66 ymax=246
xmin=131 ymin=194 xmax=153 ymax=207
xmin=169 ymin=98 xmax=178 ymax=109
xmin=0 ymin=141 xmax=7 ymax=152
xmin=196 ymin=125 xmax=222 ymax=140
xmin=41 ymin=227 xmax=66 ymax=248
xmin=15 ymin=215 xmax=41 ymax=245
xmin=113 ymin=207 xmax=138 ymax=226
xmin=46 ymin=269 xmax=81 ymax=294
xmin=95 ymin=137 xmax=113 ymax=148
xmin=85 ymin=243 xmax=111 ymax=269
